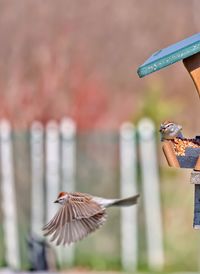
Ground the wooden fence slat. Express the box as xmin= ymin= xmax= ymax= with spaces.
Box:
xmin=0 ymin=120 xmax=20 ymax=269
xmin=45 ymin=121 xmax=62 ymax=265
xmin=138 ymin=118 xmax=164 ymax=270
xmin=30 ymin=121 xmax=44 ymax=237
xmin=46 ymin=121 xmax=60 ymax=222
xmin=120 ymin=122 xmax=138 ymax=271
xmin=59 ymin=118 xmax=76 ymax=266
xmin=60 ymin=117 xmax=76 ymax=193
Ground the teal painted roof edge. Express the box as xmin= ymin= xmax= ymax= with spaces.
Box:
xmin=137 ymin=41 xmax=200 ymax=78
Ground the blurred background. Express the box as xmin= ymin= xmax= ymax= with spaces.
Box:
xmin=0 ymin=0 xmax=200 ymax=273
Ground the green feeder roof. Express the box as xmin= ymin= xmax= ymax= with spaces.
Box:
xmin=137 ymin=32 xmax=200 ymax=78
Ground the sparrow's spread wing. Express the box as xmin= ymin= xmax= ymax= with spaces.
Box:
xmin=43 ymin=192 xmax=107 ymax=245
xmin=50 ymin=211 xmax=107 ymax=245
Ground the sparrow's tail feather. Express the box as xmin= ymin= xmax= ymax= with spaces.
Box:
xmin=106 ymin=194 xmax=140 ymax=207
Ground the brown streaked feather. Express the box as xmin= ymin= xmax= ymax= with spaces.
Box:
xmin=62 ymin=192 xmax=102 ymax=216
xmin=67 ymin=192 xmax=104 ymax=219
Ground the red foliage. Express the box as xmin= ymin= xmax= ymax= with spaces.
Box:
xmin=69 ymin=65 xmax=108 ymax=131
xmin=0 ymin=43 xmax=110 ymax=131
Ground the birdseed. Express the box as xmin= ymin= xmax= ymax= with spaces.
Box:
xmin=172 ymin=138 xmax=200 ymax=156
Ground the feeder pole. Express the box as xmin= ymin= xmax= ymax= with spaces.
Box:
xmin=190 ymin=170 xmax=200 ymax=272
xmin=190 ymin=171 xmax=200 ymax=228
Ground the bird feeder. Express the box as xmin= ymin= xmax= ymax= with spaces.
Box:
xmin=137 ymin=32 xmax=200 ymax=228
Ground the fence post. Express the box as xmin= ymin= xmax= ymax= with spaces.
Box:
xmin=0 ymin=119 xmax=20 ymax=269
xmin=46 ymin=120 xmax=61 ymax=264
xmin=120 ymin=122 xmax=138 ymax=271
xmin=30 ymin=121 xmax=44 ymax=237
xmin=138 ymin=118 xmax=164 ymax=270
xmin=46 ymin=120 xmax=60 ymax=223
xmin=60 ymin=117 xmax=76 ymax=266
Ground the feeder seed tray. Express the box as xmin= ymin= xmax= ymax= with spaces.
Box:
xmin=162 ymin=138 xmax=200 ymax=170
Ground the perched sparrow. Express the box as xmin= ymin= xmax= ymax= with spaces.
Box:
xmin=159 ymin=121 xmax=183 ymax=141
xmin=43 ymin=191 xmax=139 ymax=246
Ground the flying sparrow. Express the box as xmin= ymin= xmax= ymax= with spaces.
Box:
xmin=159 ymin=121 xmax=183 ymax=141
xmin=43 ymin=191 xmax=139 ymax=246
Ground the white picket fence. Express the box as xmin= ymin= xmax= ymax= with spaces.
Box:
xmin=0 ymin=117 xmax=164 ymax=271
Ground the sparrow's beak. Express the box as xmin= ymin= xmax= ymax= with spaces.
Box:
xmin=54 ymin=199 xmax=59 ymax=203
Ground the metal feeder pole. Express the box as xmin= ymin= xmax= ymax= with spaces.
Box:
xmin=191 ymin=171 xmax=200 ymax=228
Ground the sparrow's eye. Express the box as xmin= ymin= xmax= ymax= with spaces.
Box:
xmin=59 ymin=198 xmax=66 ymax=204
